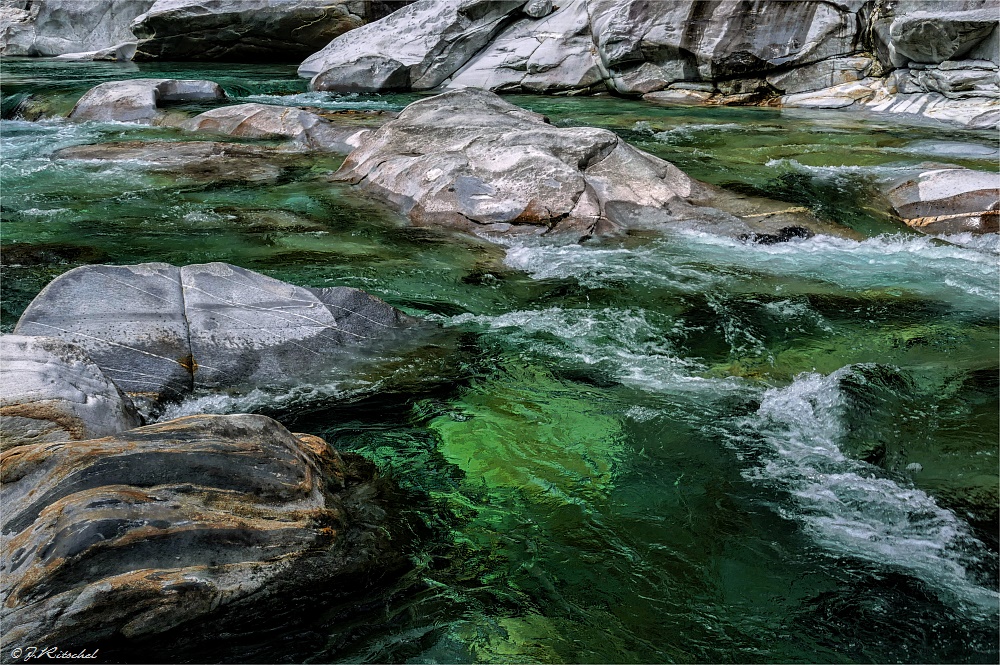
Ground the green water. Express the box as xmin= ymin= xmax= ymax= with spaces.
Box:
xmin=1 ymin=60 xmax=998 ymax=663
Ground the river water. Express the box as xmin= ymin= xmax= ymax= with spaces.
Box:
xmin=2 ymin=60 xmax=998 ymax=663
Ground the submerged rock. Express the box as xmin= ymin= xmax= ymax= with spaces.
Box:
xmin=131 ymin=0 xmax=381 ymax=62
xmin=0 ymin=335 xmax=142 ymax=450
xmin=183 ymin=103 xmax=372 ymax=153
xmin=885 ymin=168 xmax=1000 ymax=234
xmin=68 ymin=78 xmax=226 ymax=124
xmin=0 ymin=413 xmax=409 ymax=652
xmin=13 ymin=262 xmax=434 ymax=415
xmin=334 ymin=89 xmax=847 ymax=240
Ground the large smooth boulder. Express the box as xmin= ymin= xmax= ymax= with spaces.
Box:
xmin=0 ymin=336 xmax=142 ymax=450
xmin=300 ymin=0 xmax=528 ymax=90
xmin=130 ymin=0 xmax=392 ymax=62
xmin=68 ymin=78 xmax=226 ymax=124
xmin=867 ymin=0 xmax=999 ymax=68
xmin=0 ymin=0 xmax=153 ymax=57
xmin=13 ymin=263 xmax=429 ymax=414
xmin=183 ymin=103 xmax=372 ymax=152
xmin=0 ymin=414 xmax=408 ymax=654
xmin=885 ymin=168 xmax=1000 ymax=234
xmin=334 ymin=89 xmax=842 ymax=240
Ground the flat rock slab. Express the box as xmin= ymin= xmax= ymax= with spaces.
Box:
xmin=0 ymin=413 xmax=404 ymax=652
xmin=14 ymin=263 xmax=428 ymax=415
xmin=68 ymin=78 xmax=226 ymax=124
xmin=886 ymin=168 xmax=1000 ymax=234
xmin=0 ymin=335 xmax=142 ymax=450
xmin=335 ymin=88 xmax=846 ymax=240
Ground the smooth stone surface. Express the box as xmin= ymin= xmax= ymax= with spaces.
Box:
xmin=889 ymin=8 xmax=998 ymax=65
xmin=335 ymin=89 xmax=843 ymax=241
xmin=0 ymin=414 xmax=405 ymax=650
xmin=14 ymin=263 xmax=425 ymax=412
xmin=0 ymin=0 xmax=153 ymax=57
xmin=885 ymin=168 xmax=1000 ymax=234
xmin=131 ymin=0 xmax=368 ymax=61
xmin=183 ymin=102 xmax=370 ymax=152
xmin=300 ymin=0 xmax=527 ymax=89
xmin=52 ymin=41 xmax=137 ymax=61
xmin=68 ymin=78 xmax=226 ymax=124
xmin=766 ymin=57 xmax=874 ymax=94
xmin=0 ymin=336 xmax=142 ymax=450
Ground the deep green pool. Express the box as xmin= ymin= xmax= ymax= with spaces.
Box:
xmin=2 ymin=59 xmax=998 ymax=663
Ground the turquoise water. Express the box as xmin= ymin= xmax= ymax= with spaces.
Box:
xmin=1 ymin=60 xmax=998 ymax=663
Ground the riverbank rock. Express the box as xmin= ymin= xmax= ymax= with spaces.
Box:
xmin=334 ymin=89 xmax=846 ymax=241
xmin=13 ymin=263 xmax=432 ymax=415
xmin=0 ymin=336 xmax=142 ymax=450
xmin=885 ymin=168 xmax=1000 ymax=234
xmin=183 ymin=103 xmax=372 ymax=152
xmin=0 ymin=413 xmax=409 ymax=654
xmin=68 ymin=79 xmax=226 ymax=124
xmin=0 ymin=0 xmax=153 ymax=57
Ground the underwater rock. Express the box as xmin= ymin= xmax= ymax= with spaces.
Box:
xmin=334 ymin=88 xmax=846 ymax=241
xmin=0 ymin=0 xmax=153 ymax=57
xmin=183 ymin=102 xmax=371 ymax=153
xmin=0 ymin=413 xmax=408 ymax=652
xmin=0 ymin=335 xmax=142 ymax=450
xmin=68 ymin=78 xmax=226 ymax=124
xmin=13 ymin=262 xmax=431 ymax=415
xmin=130 ymin=0 xmax=390 ymax=62
xmin=885 ymin=167 xmax=1000 ymax=234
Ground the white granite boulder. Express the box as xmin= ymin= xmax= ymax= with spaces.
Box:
xmin=68 ymin=78 xmax=226 ymax=124
xmin=885 ymin=168 xmax=1000 ymax=234
xmin=0 ymin=0 xmax=153 ymax=57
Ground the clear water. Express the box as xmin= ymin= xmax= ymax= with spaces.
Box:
xmin=2 ymin=60 xmax=998 ymax=663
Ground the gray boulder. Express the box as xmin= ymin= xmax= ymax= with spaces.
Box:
xmin=130 ymin=0 xmax=380 ymax=61
xmin=0 ymin=335 xmax=142 ymax=450
xmin=0 ymin=414 xmax=407 ymax=653
xmin=68 ymin=78 xmax=226 ymax=124
xmin=14 ymin=263 xmax=427 ymax=415
xmin=885 ymin=168 xmax=1000 ymax=234
xmin=0 ymin=0 xmax=153 ymax=57
xmin=183 ymin=103 xmax=372 ymax=152
xmin=300 ymin=0 xmax=528 ymax=90
xmin=334 ymin=89 xmax=846 ymax=240
xmin=867 ymin=0 xmax=999 ymax=68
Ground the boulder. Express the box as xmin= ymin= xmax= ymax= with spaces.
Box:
xmin=52 ymin=41 xmax=137 ymax=61
xmin=0 ymin=414 xmax=408 ymax=655
xmin=889 ymin=8 xmax=998 ymax=66
xmin=300 ymin=0 xmax=528 ymax=90
xmin=68 ymin=78 xmax=226 ymax=124
xmin=130 ymin=0 xmax=376 ymax=62
xmin=183 ymin=103 xmax=372 ymax=152
xmin=14 ymin=263 xmax=428 ymax=415
xmin=0 ymin=0 xmax=153 ymax=57
xmin=766 ymin=57 xmax=875 ymax=95
xmin=885 ymin=168 xmax=1000 ymax=234
xmin=334 ymin=89 xmax=846 ymax=240
xmin=0 ymin=336 xmax=142 ymax=450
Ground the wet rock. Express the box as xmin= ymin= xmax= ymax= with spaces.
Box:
xmin=52 ymin=41 xmax=137 ymax=61
xmin=53 ymin=141 xmax=291 ymax=184
xmin=0 ymin=0 xmax=153 ymax=57
xmin=0 ymin=336 xmax=142 ymax=450
xmin=300 ymin=0 xmax=528 ymax=89
xmin=68 ymin=78 xmax=226 ymax=124
xmin=739 ymin=226 xmax=815 ymax=245
xmin=0 ymin=413 xmax=408 ymax=652
xmin=130 ymin=0 xmax=373 ymax=62
xmin=183 ymin=103 xmax=371 ymax=153
xmin=14 ymin=262 xmax=431 ymax=414
xmin=334 ymin=89 xmax=845 ymax=241
xmin=885 ymin=168 xmax=1000 ymax=234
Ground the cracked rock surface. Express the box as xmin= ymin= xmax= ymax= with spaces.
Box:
xmin=0 ymin=413 xmax=409 ymax=655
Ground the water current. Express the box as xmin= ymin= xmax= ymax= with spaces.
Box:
xmin=1 ymin=60 xmax=998 ymax=663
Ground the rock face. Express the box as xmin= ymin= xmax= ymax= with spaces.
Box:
xmin=13 ymin=263 xmax=427 ymax=415
xmin=0 ymin=413 xmax=408 ymax=654
xmin=0 ymin=0 xmax=153 ymax=57
xmin=300 ymin=0 xmax=999 ymax=127
xmin=68 ymin=79 xmax=226 ymax=124
xmin=183 ymin=103 xmax=372 ymax=152
xmin=0 ymin=336 xmax=142 ymax=451
xmin=885 ymin=168 xmax=1000 ymax=234
xmin=131 ymin=0 xmax=373 ymax=62
xmin=334 ymin=89 xmax=844 ymax=240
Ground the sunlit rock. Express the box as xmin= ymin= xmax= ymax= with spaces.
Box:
xmin=68 ymin=78 xmax=226 ymax=124
xmin=885 ymin=168 xmax=1000 ymax=234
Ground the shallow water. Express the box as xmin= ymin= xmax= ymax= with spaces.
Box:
xmin=1 ymin=60 xmax=998 ymax=663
